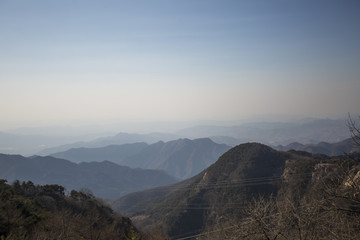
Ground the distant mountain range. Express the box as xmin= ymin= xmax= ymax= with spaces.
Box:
xmin=177 ymin=119 xmax=349 ymax=145
xmin=0 ymin=131 xmax=88 ymax=156
xmin=51 ymin=138 xmax=231 ymax=179
xmin=0 ymin=154 xmax=176 ymax=199
xmin=274 ymin=138 xmax=357 ymax=156
xmin=38 ymin=132 xmax=179 ymax=155
xmin=111 ymin=142 xmax=360 ymax=238
xmin=0 ymin=118 xmax=349 ymax=156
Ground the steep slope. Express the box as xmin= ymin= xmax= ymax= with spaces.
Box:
xmin=113 ymin=142 xmax=360 ymax=239
xmin=0 ymin=154 xmax=177 ymax=199
xmin=112 ymin=143 xmax=288 ymax=237
xmin=51 ymin=138 xmax=231 ymax=179
xmin=123 ymin=138 xmax=231 ymax=179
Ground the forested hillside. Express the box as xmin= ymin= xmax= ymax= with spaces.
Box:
xmin=0 ymin=180 xmax=142 ymax=240
xmin=113 ymin=143 xmax=360 ymax=239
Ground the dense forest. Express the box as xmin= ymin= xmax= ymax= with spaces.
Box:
xmin=0 ymin=180 xmax=142 ymax=240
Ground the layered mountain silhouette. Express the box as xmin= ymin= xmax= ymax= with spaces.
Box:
xmin=1 ymin=118 xmax=349 ymax=156
xmin=111 ymin=142 xmax=359 ymax=238
xmin=275 ymin=138 xmax=357 ymax=156
xmin=51 ymin=142 xmax=148 ymax=164
xmin=177 ymin=119 xmax=349 ymax=145
xmin=0 ymin=153 xmax=176 ymax=199
xmin=38 ymin=132 xmax=179 ymax=155
xmin=0 ymin=131 xmax=86 ymax=156
xmin=51 ymin=138 xmax=231 ymax=179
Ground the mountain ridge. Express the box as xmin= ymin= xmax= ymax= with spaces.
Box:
xmin=274 ymin=137 xmax=357 ymax=156
xmin=0 ymin=153 xmax=177 ymax=199
xmin=50 ymin=138 xmax=231 ymax=179
xmin=111 ymin=143 xmax=288 ymax=237
xmin=111 ymin=142 xmax=358 ymax=238
xmin=177 ymin=119 xmax=349 ymax=145
xmin=38 ymin=132 xmax=179 ymax=155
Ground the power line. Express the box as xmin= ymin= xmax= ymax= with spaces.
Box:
xmin=172 ymin=204 xmax=310 ymax=240
xmin=114 ymin=173 xmax=313 ymax=209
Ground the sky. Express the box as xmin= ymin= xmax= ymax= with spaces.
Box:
xmin=0 ymin=0 xmax=359 ymax=131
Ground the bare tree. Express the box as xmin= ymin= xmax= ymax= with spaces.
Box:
xmin=348 ymin=114 xmax=360 ymax=148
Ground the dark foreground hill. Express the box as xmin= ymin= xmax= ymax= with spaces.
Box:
xmin=112 ymin=143 xmax=360 ymax=239
xmin=0 ymin=180 xmax=142 ymax=240
xmin=112 ymin=143 xmax=287 ymax=236
xmin=0 ymin=154 xmax=176 ymax=199
xmin=51 ymin=138 xmax=231 ymax=179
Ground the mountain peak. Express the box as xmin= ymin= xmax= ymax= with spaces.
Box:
xmin=205 ymin=142 xmax=284 ymax=181
xmin=113 ymin=143 xmax=288 ymax=237
xmin=193 ymin=137 xmax=216 ymax=144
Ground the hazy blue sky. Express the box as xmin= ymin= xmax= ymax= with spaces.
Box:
xmin=1 ymin=0 xmax=359 ymax=130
